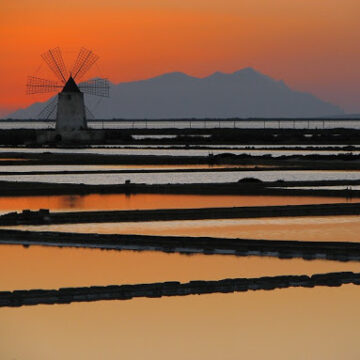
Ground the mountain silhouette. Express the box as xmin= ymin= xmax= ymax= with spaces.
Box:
xmin=8 ymin=68 xmax=343 ymax=119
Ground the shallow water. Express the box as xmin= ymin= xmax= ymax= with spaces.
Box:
xmin=1 ymin=245 xmax=359 ymax=291
xmin=1 ymin=287 xmax=360 ymax=360
xmin=2 ymin=119 xmax=360 ymax=129
xmin=1 ymin=145 xmax=360 ymax=157
xmin=17 ymin=215 xmax=360 ymax=242
xmin=2 ymin=142 xmax=360 ymax=359
xmin=1 ymin=169 xmax=360 ymax=184
xmin=1 ymin=245 xmax=360 ymax=359
xmin=0 ymin=164 xmax=247 ymax=173
xmin=280 ymin=185 xmax=360 ymax=190
xmin=0 ymin=194 xmax=353 ymax=214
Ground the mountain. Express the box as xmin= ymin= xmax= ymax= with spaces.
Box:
xmin=7 ymin=68 xmax=344 ymax=119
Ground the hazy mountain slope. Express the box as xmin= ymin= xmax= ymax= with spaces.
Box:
xmin=7 ymin=68 xmax=343 ymax=119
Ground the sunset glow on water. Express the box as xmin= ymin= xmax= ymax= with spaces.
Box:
xmin=1 ymin=0 xmax=360 ymax=358
xmin=0 ymin=193 xmax=354 ymax=214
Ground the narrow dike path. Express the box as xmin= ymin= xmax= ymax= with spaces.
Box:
xmin=1 ymin=272 xmax=359 ymax=307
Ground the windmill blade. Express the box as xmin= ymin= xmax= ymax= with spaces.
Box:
xmin=79 ymin=78 xmax=110 ymax=97
xmin=41 ymin=47 xmax=68 ymax=83
xmin=85 ymin=105 xmax=95 ymax=120
xmin=71 ymin=48 xmax=99 ymax=81
xmin=38 ymin=96 xmax=57 ymax=120
xmin=26 ymin=76 xmax=62 ymax=94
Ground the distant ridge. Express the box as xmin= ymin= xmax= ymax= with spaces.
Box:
xmin=7 ymin=68 xmax=344 ymax=119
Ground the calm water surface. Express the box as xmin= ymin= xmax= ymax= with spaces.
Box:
xmin=0 ymin=146 xmax=360 ymax=157
xmin=0 ymin=194 xmax=353 ymax=214
xmin=17 ymin=215 xmax=360 ymax=242
xmin=0 ymin=164 xmax=246 ymax=173
xmin=2 ymin=119 xmax=360 ymax=129
xmin=2 ymin=144 xmax=360 ymax=359
xmin=2 ymin=245 xmax=359 ymax=291
xmin=1 ymin=288 xmax=359 ymax=359
xmin=1 ymin=245 xmax=360 ymax=359
xmin=1 ymin=170 xmax=360 ymax=184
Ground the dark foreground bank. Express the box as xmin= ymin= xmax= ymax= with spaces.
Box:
xmin=2 ymin=127 xmax=360 ymax=145
xmin=0 ymin=179 xmax=360 ymax=198
xmin=1 ymin=202 xmax=360 ymax=226
xmin=1 ymin=271 xmax=358 ymax=307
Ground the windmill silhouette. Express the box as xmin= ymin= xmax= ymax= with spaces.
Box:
xmin=26 ymin=47 xmax=109 ymax=132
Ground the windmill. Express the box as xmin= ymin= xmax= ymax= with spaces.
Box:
xmin=26 ymin=47 xmax=109 ymax=132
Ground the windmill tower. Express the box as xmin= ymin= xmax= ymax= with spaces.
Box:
xmin=26 ymin=47 xmax=109 ymax=137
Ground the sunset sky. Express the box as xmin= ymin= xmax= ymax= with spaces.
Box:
xmin=1 ymin=0 xmax=359 ymax=116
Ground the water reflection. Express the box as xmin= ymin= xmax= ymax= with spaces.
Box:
xmin=1 ymin=245 xmax=360 ymax=291
xmin=1 ymin=286 xmax=360 ymax=359
xmin=1 ymin=169 xmax=360 ymax=184
xmin=0 ymin=194 xmax=353 ymax=214
xmin=18 ymin=215 xmax=360 ymax=242
xmin=60 ymin=195 xmax=85 ymax=209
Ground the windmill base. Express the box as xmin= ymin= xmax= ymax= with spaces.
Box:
xmin=36 ymin=130 xmax=105 ymax=145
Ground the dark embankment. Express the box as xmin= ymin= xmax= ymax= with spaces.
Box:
xmin=2 ymin=151 xmax=360 ymax=170
xmin=0 ymin=179 xmax=359 ymax=198
xmin=1 ymin=203 xmax=360 ymax=226
xmin=2 ymin=127 xmax=360 ymax=145
xmin=1 ymin=229 xmax=360 ymax=261
xmin=1 ymin=272 xmax=359 ymax=307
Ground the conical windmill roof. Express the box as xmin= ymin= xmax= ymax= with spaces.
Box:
xmin=62 ymin=76 xmax=81 ymax=93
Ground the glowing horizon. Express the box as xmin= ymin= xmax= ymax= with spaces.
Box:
xmin=1 ymin=0 xmax=359 ymax=116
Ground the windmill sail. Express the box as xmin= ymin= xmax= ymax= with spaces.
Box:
xmin=41 ymin=47 xmax=68 ymax=84
xmin=27 ymin=47 xmax=109 ymax=124
xmin=85 ymin=105 xmax=95 ymax=120
xmin=38 ymin=96 xmax=57 ymax=120
xmin=79 ymin=78 xmax=110 ymax=97
xmin=26 ymin=76 xmax=62 ymax=94
xmin=71 ymin=48 xmax=99 ymax=81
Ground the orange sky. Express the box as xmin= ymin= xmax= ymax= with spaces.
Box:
xmin=1 ymin=0 xmax=359 ymax=115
